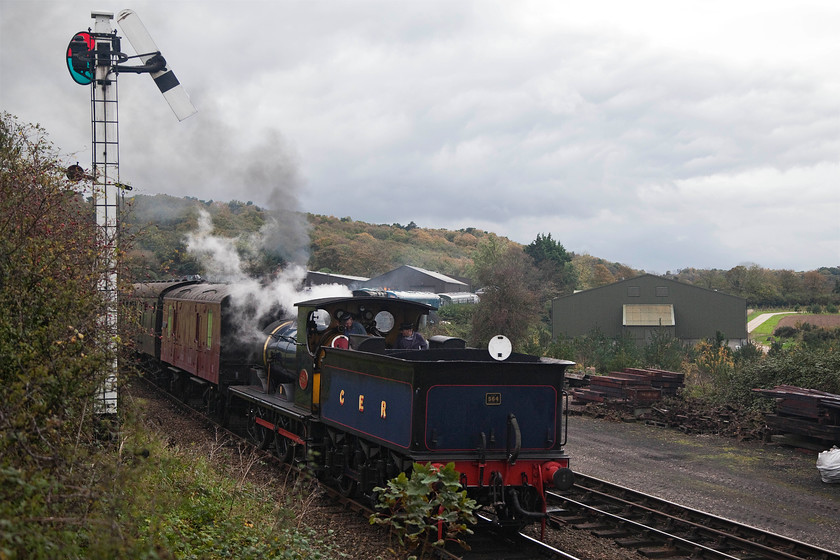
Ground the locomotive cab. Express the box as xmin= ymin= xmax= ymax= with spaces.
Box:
xmin=292 ymin=295 xmax=436 ymax=412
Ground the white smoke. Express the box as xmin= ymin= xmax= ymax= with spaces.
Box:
xmin=185 ymin=208 xmax=351 ymax=343
xmin=185 ymin=210 xmax=246 ymax=281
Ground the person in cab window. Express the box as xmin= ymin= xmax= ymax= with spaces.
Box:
xmin=340 ymin=311 xmax=366 ymax=336
xmin=395 ymin=322 xmax=427 ymax=350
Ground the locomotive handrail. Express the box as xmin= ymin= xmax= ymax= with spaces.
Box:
xmin=506 ymin=413 xmax=521 ymax=465
xmin=561 ymin=390 xmax=569 ymax=447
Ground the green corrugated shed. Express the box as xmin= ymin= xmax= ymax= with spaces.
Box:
xmin=551 ymin=274 xmax=747 ymax=346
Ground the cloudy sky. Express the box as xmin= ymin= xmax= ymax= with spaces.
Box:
xmin=2 ymin=0 xmax=838 ymax=273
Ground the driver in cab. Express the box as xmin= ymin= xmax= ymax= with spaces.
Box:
xmin=395 ymin=322 xmax=428 ymax=350
xmin=339 ymin=311 xmax=366 ymax=336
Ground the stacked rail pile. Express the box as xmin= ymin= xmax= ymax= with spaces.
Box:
xmin=571 ymin=368 xmax=685 ymax=405
xmin=623 ymin=368 xmax=684 ymax=396
xmin=753 ymin=385 xmax=840 ymax=444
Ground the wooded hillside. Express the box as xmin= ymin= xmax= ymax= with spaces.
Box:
xmin=123 ymin=194 xmax=839 ymax=308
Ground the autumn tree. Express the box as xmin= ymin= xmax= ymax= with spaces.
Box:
xmin=468 ymin=235 xmax=541 ymax=349
xmin=803 ymin=270 xmax=829 ymax=299
xmin=592 ymin=263 xmax=616 ymax=287
xmin=0 ymin=113 xmax=127 ymax=556
xmin=695 ymin=331 xmax=735 ymax=390
xmin=572 ymin=254 xmax=629 ymax=290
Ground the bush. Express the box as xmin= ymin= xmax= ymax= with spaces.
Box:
xmin=733 ymin=341 xmax=764 ymax=365
xmin=644 ymin=329 xmax=691 ymax=371
xmin=371 ymin=462 xmax=477 ymax=557
xmin=773 ymin=325 xmax=798 ymax=338
xmin=545 ymin=333 xmax=576 ymax=361
xmin=431 ymin=304 xmax=475 ymax=341
xmin=0 ymin=113 xmax=117 ymax=559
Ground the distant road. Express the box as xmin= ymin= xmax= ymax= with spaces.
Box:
xmin=747 ymin=312 xmax=799 ymax=333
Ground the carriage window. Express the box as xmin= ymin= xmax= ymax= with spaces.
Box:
xmin=206 ymin=310 xmax=213 ymax=348
xmin=167 ymin=305 xmax=174 ymax=337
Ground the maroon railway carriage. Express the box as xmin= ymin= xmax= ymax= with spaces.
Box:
xmin=131 ymin=280 xmax=292 ymax=409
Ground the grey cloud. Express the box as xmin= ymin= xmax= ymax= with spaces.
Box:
xmin=2 ymin=0 xmax=837 ymax=272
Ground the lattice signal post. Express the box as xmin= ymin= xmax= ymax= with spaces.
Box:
xmin=66 ymin=10 xmax=196 ymax=414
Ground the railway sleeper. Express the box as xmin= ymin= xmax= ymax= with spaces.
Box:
xmin=614 ymin=536 xmax=660 ymax=548
xmin=637 ymin=545 xmax=680 ymax=558
xmin=573 ymin=521 xmax=612 ymax=531
xmin=547 ymin=514 xmax=589 ymax=527
xmin=592 ymin=528 xmax=633 ymax=539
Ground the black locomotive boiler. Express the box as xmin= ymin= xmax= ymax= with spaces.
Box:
xmin=130 ymin=280 xmax=575 ymax=527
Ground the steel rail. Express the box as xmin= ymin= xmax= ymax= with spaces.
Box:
xmin=548 ymin=474 xmax=837 ymax=560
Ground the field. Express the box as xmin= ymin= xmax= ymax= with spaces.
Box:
xmin=776 ymin=314 xmax=840 ymax=329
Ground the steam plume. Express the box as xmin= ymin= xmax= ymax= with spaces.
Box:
xmin=185 ymin=208 xmax=350 ymax=344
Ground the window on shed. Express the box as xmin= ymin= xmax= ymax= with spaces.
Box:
xmin=627 ymin=286 xmax=640 ymax=297
xmin=623 ymin=304 xmax=675 ymax=326
xmin=655 ymin=286 xmax=669 ymax=297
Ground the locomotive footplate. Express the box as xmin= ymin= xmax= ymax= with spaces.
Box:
xmin=228 ymin=384 xmax=310 ymax=446
xmin=228 ymin=385 xmax=306 ymax=418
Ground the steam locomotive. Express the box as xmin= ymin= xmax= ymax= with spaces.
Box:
xmin=131 ymin=279 xmax=575 ymax=527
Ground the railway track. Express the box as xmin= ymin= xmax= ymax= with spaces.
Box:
xmin=546 ymin=473 xmax=838 ymax=560
xmin=135 ymin=376 xmax=585 ymax=559
xmin=134 ymin=378 xmax=837 ymax=560
xmin=450 ymin=512 xmax=582 ymax=559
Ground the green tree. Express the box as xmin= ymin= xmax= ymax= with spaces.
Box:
xmin=469 ymin=236 xmax=541 ymax=349
xmin=525 ymin=232 xmax=578 ymax=299
xmin=525 ymin=232 xmax=570 ymax=267
xmin=644 ymin=327 xmax=691 ymax=371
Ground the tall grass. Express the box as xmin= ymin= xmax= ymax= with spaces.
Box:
xmin=113 ymin=400 xmax=345 ymax=560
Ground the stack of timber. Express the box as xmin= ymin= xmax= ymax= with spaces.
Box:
xmin=571 ymin=368 xmax=685 ymax=405
xmin=753 ymin=385 xmax=840 ymax=444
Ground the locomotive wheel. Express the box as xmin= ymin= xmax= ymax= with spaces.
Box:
xmin=329 ymin=430 xmax=360 ymax=497
xmin=246 ymin=406 xmax=273 ymax=450
xmin=272 ymin=415 xmax=293 ymax=463
xmin=336 ymin=474 xmax=357 ymax=498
